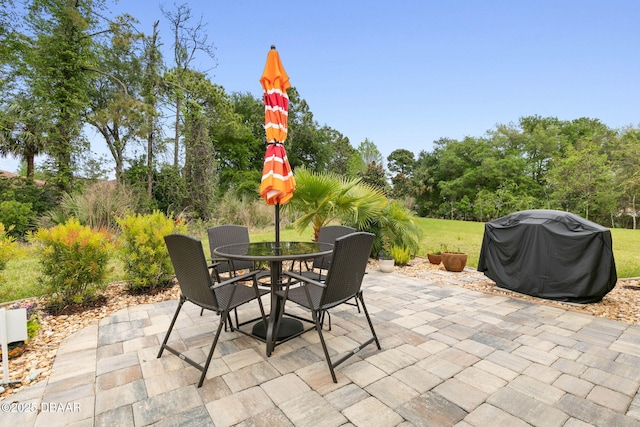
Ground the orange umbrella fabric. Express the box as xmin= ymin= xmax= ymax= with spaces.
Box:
xmin=259 ymin=46 xmax=295 ymax=205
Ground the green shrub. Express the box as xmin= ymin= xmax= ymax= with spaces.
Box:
xmin=0 ymin=176 xmax=57 ymax=219
xmin=0 ymin=200 xmax=35 ymax=238
xmin=0 ymin=223 xmax=21 ymax=271
xmin=116 ymin=211 xmax=187 ymax=291
xmin=31 ymin=218 xmax=114 ymax=311
xmin=390 ymin=245 xmax=411 ymax=265
xmin=363 ymin=200 xmax=422 ymax=258
xmin=0 ymin=223 xmax=23 ymax=287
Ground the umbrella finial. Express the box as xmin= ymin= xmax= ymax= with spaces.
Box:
xmin=271 ymin=45 xmax=276 ymax=50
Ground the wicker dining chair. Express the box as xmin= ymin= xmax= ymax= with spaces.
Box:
xmin=204 ymin=225 xmax=270 ymax=318
xmin=207 ymin=225 xmax=267 ymax=280
xmin=159 ymin=234 xmax=268 ymax=387
xmin=297 ymin=225 xmax=356 ymax=281
xmin=293 ymin=225 xmax=361 ymax=327
xmin=279 ymin=232 xmax=381 ymax=383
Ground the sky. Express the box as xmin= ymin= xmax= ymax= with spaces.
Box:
xmin=2 ymin=0 xmax=640 ymax=174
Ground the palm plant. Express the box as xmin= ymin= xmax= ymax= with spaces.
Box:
xmin=0 ymin=99 xmax=48 ymax=180
xmin=287 ymin=167 xmax=421 ymax=261
xmin=366 ymin=200 xmax=422 ymax=257
xmin=286 ymin=167 xmax=387 ymax=241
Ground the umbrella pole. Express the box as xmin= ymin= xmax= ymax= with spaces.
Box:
xmin=275 ymin=203 xmax=280 ymax=245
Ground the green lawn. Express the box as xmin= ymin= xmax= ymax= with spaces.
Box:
xmin=2 ymin=218 xmax=638 ymax=303
xmin=243 ymin=218 xmax=640 ymax=278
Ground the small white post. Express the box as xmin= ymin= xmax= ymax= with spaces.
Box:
xmin=0 ymin=308 xmax=28 ymax=385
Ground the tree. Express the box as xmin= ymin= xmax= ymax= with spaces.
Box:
xmin=180 ymin=70 xmax=254 ymax=219
xmin=86 ymin=15 xmax=146 ymax=183
xmin=433 ymin=136 xmax=490 ymax=219
xmin=359 ymin=160 xmax=389 ymax=194
xmin=182 ymin=85 xmax=215 ymax=219
xmin=549 ymin=138 xmax=618 ymax=222
xmin=363 ymin=199 xmax=422 ymax=257
xmin=355 ymin=138 xmax=388 ymax=192
xmin=387 ymin=149 xmax=415 ymax=199
xmin=21 ymin=0 xmax=104 ymax=193
xmin=517 ymin=115 xmax=567 ymax=186
xmin=411 ymin=148 xmax=441 ymax=216
xmin=614 ymin=126 xmax=640 ymax=229
xmin=141 ymin=20 xmax=163 ymax=197
xmin=357 ymin=138 xmax=383 ymax=167
xmin=161 ymin=3 xmax=216 ymax=168
xmin=227 ymin=91 xmax=270 ymax=194
xmin=0 ymin=1 xmax=18 ymax=93
xmin=387 ymin=149 xmax=415 ymax=175
xmin=0 ymin=98 xmax=47 ymax=179
xmin=322 ymin=127 xmax=358 ymax=177
xmin=286 ymin=87 xmax=331 ymax=171
xmin=491 ymin=116 xmax=567 ymax=204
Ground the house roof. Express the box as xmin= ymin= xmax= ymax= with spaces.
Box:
xmin=0 ymin=169 xmax=47 ymax=186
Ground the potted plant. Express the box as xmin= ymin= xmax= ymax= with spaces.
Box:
xmin=441 ymin=247 xmax=468 ymax=272
xmin=427 ymin=246 xmax=443 ymax=265
xmin=378 ymin=237 xmax=395 ymax=273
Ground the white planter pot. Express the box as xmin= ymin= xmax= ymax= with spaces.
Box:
xmin=379 ymin=259 xmax=395 ymax=273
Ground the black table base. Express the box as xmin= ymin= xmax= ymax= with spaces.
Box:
xmin=252 ymin=317 xmax=303 ymax=340
xmin=213 ymin=241 xmax=333 ymax=356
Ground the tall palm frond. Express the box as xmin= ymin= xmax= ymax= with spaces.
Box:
xmin=288 ymin=167 xmax=386 ymax=240
xmin=0 ymin=100 xmax=48 ymax=179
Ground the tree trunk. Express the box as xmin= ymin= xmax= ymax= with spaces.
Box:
xmin=145 ymin=21 xmax=160 ymax=198
xmin=26 ymin=154 xmax=35 ymax=181
xmin=174 ymin=98 xmax=181 ymax=167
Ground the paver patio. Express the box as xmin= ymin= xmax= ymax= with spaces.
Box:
xmin=4 ymin=268 xmax=640 ymax=426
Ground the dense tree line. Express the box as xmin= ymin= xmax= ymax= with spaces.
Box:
xmin=1 ymin=1 xmax=639 ymax=230
xmin=388 ymin=116 xmax=640 ymax=229
xmin=0 ymin=1 xmax=367 ymax=219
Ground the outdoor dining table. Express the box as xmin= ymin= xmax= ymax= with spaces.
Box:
xmin=213 ymin=241 xmax=333 ymax=356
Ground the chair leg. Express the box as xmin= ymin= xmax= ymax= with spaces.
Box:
xmin=320 ymin=310 xmax=332 ymax=331
xmin=198 ymin=312 xmax=227 ymax=388
xmin=319 ymin=292 xmax=381 ymax=383
xmin=312 ymin=308 xmax=338 ymax=383
xmin=358 ymin=291 xmax=381 ymax=350
xmin=157 ymin=296 xmax=231 ymax=388
xmin=158 ymin=295 xmax=186 ymax=358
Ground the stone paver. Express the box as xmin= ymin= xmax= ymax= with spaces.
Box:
xmin=4 ymin=268 xmax=640 ymax=426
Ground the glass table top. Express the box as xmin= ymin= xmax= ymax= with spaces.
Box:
xmin=213 ymin=241 xmax=333 ymax=261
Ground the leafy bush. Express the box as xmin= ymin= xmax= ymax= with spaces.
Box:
xmin=0 ymin=223 xmax=21 ymax=271
xmin=0 ymin=176 xmax=57 ymax=215
xmin=362 ymin=200 xmax=422 ymax=258
xmin=116 ymin=211 xmax=187 ymax=291
xmin=390 ymin=245 xmax=411 ymax=265
xmin=31 ymin=218 xmax=114 ymax=311
xmin=123 ymin=161 xmax=185 ymax=215
xmin=0 ymin=200 xmax=35 ymax=238
xmin=0 ymin=223 xmax=23 ymax=287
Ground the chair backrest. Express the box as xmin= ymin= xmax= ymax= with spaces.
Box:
xmin=321 ymin=232 xmax=374 ymax=308
xmin=165 ymin=234 xmax=219 ymax=310
xmin=314 ymin=225 xmax=356 ymax=270
xmin=207 ymin=225 xmax=253 ymax=273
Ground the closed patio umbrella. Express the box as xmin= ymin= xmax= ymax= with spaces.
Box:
xmin=260 ymin=45 xmax=295 ymax=243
